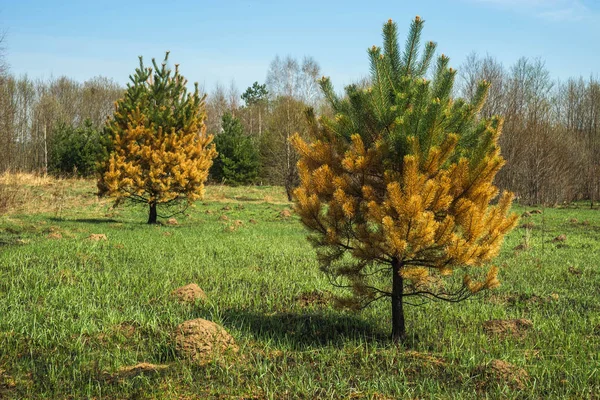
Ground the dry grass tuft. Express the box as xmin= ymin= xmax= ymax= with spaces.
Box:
xmin=88 ymin=234 xmax=108 ymax=241
xmin=0 ymin=172 xmax=108 ymax=216
xmin=0 ymin=171 xmax=54 ymax=187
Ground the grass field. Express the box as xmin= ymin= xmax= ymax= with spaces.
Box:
xmin=0 ymin=175 xmax=599 ymax=399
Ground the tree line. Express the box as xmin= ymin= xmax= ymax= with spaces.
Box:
xmin=0 ymin=32 xmax=598 ymax=205
xmin=460 ymin=54 xmax=600 ymax=206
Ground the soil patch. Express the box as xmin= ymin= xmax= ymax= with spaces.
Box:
xmin=106 ymin=363 xmax=168 ymax=383
xmin=296 ymin=290 xmax=331 ymax=308
xmin=166 ymin=218 xmax=178 ymax=226
xmin=514 ymin=243 xmax=529 ymax=251
xmin=112 ymin=322 xmax=137 ymax=339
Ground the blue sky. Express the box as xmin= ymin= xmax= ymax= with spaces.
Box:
xmin=1 ymin=0 xmax=599 ymax=93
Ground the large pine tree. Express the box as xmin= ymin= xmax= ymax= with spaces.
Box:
xmin=98 ymin=53 xmax=217 ymax=224
xmin=292 ymin=17 xmax=518 ymax=342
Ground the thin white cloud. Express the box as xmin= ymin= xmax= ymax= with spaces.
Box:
xmin=471 ymin=0 xmax=593 ymax=22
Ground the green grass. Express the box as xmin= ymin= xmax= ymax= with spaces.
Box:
xmin=0 ymin=179 xmax=599 ymax=399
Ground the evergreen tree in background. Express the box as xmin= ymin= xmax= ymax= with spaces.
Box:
xmin=98 ymin=52 xmax=217 ymax=224
xmin=292 ymin=17 xmax=518 ymax=342
xmin=241 ymin=81 xmax=269 ymax=138
xmin=211 ymin=112 xmax=259 ymax=185
xmin=241 ymin=81 xmax=268 ymax=107
xmin=49 ymin=119 xmax=105 ymax=177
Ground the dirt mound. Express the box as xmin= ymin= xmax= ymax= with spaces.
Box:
xmin=483 ymin=319 xmax=533 ymax=339
xmin=174 ymin=319 xmax=237 ymax=364
xmin=249 ymin=218 xmax=258 ymax=224
xmin=166 ymin=218 xmax=178 ymax=225
xmin=552 ymin=234 xmax=567 ymax=242
xmin=47 ymin=232 xmax=62 ymax=240
xmin=530 ymin=209 xmax=543 ymax=214
xmin=513 ymin=243 xmax=529 ymax=251
xmin=219 ymin=215 xmax=229 ymax=221
xmin=88 ymin=234 xmax=107 ymax=241
xmin=234 ymin=219 xmax=243 ymax=226
xmin=172 ymin=284 xmax=207 ymax=304
xmin=521 ymin=211 xmax=531 ymax=218
xmin=520 ymin=222 xmax=535 ymax=229
xmin=568 ymin=218 xmax=578 ymax=224
xmin=280 ymin=209 xmax=292 ymax=218
xmin=224 ymin=224 xmax=237 ymax=232
xmin=472 ymin=359 xmax=529 ymax=390
xmin=222 ymin=205 xmax=231 ymax=211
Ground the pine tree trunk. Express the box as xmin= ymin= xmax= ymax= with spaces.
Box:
xmin=391 ymin=258 xmax=406 ymax=343
xmin=148 ymin=202 xmax=158 ymax=224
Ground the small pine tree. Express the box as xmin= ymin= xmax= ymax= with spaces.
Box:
xmin=211 ymin=112 xmax=259 ymax=185
xmin=292 ymin=17 xmax=518 ymax=342
xmin=98 ymin=53 xmax=217 ymax=224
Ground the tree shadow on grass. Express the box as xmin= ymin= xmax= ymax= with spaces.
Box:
xmin=48 ymin=217 xmax=121 ymax=224
xmin=218 ymin=308 xmax=389 ymax=349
